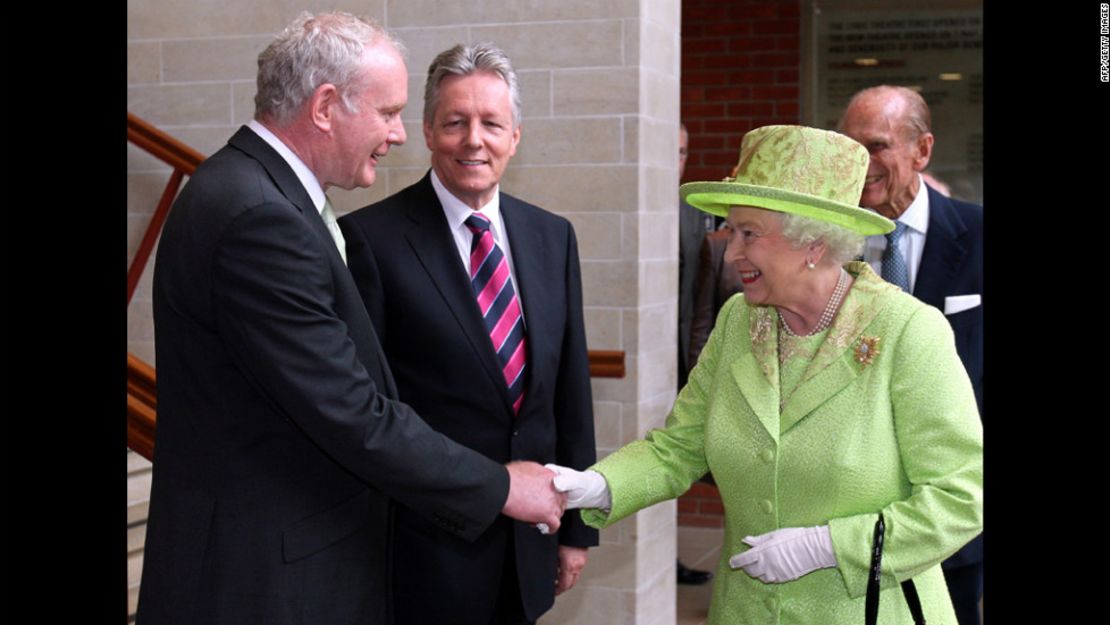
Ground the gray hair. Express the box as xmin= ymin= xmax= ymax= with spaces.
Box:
xmin=254 ymin=11 xmax=405 ymax=126
xmin=423 ymin=42 xmax=521 ymax=127
xmin=780 ymin=213 xmax=864 ymax=265
xmin=840 ymin=85 xmax=931 ymax=141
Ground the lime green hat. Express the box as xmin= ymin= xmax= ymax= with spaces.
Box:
xmin=680 ymin=125 xmax=895 ymax=236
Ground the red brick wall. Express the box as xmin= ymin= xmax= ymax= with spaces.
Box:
xmin=681 ymin=0 xmax=802 ymax=184
xmin=678 ymin=0 xmax=802 ymax=527
xmin=678 ymin=482 xmax=725 ymax=528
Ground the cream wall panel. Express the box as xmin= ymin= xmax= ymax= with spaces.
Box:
xmin=469 ymin=21 xmax=624 ymax=69
xmin=499 ymin=165 xmax=638 ymax=214
xmin=553 ymin=69 xmax=638 ymax=116
xmin=162 ymin=37 xmax=271 ymax=82
xmin=127 ymin=42 xmax=161 ymax=83
xmin=512 ymin=117 xmax=622 ymax=165
xmin=128 ymin=83 xmax=231 ymax=127
xmin=386 ymin=0 xmax=638 ymax=27
xmin=128 ymin=0 xmax=384 ymax=39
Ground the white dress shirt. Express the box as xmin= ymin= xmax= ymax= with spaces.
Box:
xmin=864 ymin=174 xmax=930 ymax=292
xmin=430 ymin=169 xmax=524 ymax=323
xmin=247 ymin=120 xmax=326 ymax=212
xmin=246 ymin=121 xmax=346 ymax=262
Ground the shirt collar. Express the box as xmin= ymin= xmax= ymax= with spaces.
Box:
xmin=897 ymin=174 xmax=930 ymax=235
xmin=429 ymin=168 xmax=502 ymax=233
xmin=247 ymin=120 xmax=327 ymax=215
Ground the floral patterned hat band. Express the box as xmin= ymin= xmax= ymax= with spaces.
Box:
xmin=680 ymin=125 xmax=895 ymax=236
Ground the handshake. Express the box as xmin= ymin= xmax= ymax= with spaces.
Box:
xmin=500 ymin=461 xmax=610 ymax=533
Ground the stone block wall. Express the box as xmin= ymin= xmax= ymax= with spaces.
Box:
xmin=127 ymin=1 xmax=682 ymax=623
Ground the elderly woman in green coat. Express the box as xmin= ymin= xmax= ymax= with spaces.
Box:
xmin=549 ymin=125 xmax=982 ymax=625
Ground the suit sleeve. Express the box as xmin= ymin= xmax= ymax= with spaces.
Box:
xmin=688 ymin=233 xmax=716 ymax=367
xmin=580 ymin=295 xmax=737 ymax=529
xmin=827 ymin=305 xmax=983 ymax=597
xmin=554 ymin=222 xmax=600 ymax=548
xmin=211 ymin=202 xmax=508 ymax=542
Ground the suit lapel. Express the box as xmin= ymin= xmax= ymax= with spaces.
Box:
xmin=403 ymin=177 xmax=514 ymax=412
xmin=779 ymin=357 xmax=858 ymax=433
xmin=730 ymin=354 xmax=781 ymax=444
xmin=227 ymin=126 xmax=346 ymax=268
xmin=913 ymin=186 xmax=967 ymax=310
xmin=730 ymin=305 xmax=781 ymax=442
xmin=500 ymin=196 xmax=548 ymax=403
xmin=227 ymin=126 xmax=390 ymax=387
xmin=228 ymin=127 xmax=315 ymax=215
xmin=780 ymin=263 xmax=895 ymax=433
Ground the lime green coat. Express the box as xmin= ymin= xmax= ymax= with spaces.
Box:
xmin=584 ymin=262 xmax=982 ymax=625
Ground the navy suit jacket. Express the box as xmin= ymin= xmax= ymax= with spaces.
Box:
xmin=913 ymin=185 xmax=984 ymax=415
xmin=913 ymin=184 xmax=984 ymax=567
xmin=138 ymin=128 xmax=509 ymax=625
xmin=340 ymin=173 xmax=598 ymax=624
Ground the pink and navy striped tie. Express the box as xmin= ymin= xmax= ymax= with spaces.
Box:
xmin=465 ymin=213 xmax=527 ymax=415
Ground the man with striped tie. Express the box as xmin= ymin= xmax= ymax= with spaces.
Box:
xmin=340 ymin=42 xmax=597 ymax=625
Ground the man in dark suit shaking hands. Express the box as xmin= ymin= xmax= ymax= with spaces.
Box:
xmin=840 ymin=85 xmax=984 ymax=625
xmin=137 ymin=14 xmax=565 ymax=625
xmin=340 ymin=43 xmax=598 ymax=625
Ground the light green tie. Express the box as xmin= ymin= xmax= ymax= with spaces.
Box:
xmin=321 ymin=198 xmax=347 ymax=266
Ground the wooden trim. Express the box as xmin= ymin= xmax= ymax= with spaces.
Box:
xmin=587 ymin=350 xmax=626 ymax=378
xmin=126 ymin=113 xmax=207 ymax=304
xmin=127 ymin=354 xmax=157 ymax=462
xmin=127 ymin=169 xmax=184 ymax=304
xmin=127 ymin=112 xmax=204 ymax=175
xmin=127 ymin=395 xmax=157 ymax=462
xmin=127 ymin=353 xmax=157 ymax=408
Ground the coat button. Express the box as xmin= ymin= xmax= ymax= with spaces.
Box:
xmin=512 ymin=429 xmax=519 ymax=437
xmin=760 ymin=500 xmax=773 ymax=514
xmin=765 ymin=596 xmax=778 ymax=611
xmin=761 ymin=449 xmax=774 ymax=463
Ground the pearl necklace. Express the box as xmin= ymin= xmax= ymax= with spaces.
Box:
xmin=778 ymin=269 xmax=849 ymax=338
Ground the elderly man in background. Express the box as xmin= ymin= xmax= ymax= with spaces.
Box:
xmin=341 ymin=42 xmax=597 ymax=625
xmin=137 ymin=14 xmax=564 ymax=625
xmin=839 ymin=85 xmax=984 ymax=625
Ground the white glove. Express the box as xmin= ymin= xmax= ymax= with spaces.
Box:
xmin=728 ymin=525 xmax=837 ymax=583
xmin=545 ymin=464 xmax=611 ymax=510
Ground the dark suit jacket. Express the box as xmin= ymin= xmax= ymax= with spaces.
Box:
xmin=137 ymin=128 xmax=509 ymax=625
xmin=913 ymin=184 xmax=984 ymax=568
xmin=678 ymin=199 xmax=712 ymax=387
xmin=688 ymin=228 xmax=744 ymax=368
xmin=339 ymin=173 xmax=598 ymax=625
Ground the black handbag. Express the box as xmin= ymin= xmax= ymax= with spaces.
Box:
xmin=865 ymin=514 xmax=927 ymax=625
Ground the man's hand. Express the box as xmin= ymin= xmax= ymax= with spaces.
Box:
xmin=555 ymin=546 xmax=589 ymax=595
xmin=502 ymin=461 xmax=566 ymax=533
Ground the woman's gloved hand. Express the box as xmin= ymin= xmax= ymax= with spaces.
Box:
xmin=729 ymin=525 xmax=837 ymax=583
xmin=545 ymin=464 xmax=611 ymax=511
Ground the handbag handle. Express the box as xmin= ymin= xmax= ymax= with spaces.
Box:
xmin=865 ymin=514 xmax=928 ymax=625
